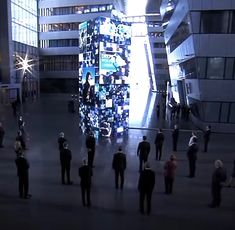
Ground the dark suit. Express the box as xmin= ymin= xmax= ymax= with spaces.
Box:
xmin=211 ymin=167 xmax=227 ymax=207
xmin=86 ymin=135 xmax=96 ymax=167
xmin=112 ymin=151 xmax=126 ymax=189
xmin=155 ymin=132 xmax=165 ymax=160
xmin=137 ymin=141 xmax=150 ymax=172
xmin=187 ymin=143 xmax=198 ymax=177
xmin=138 ymin=168 xmax=155 ymax=215
xmin=203 ymin=129 xmax=211 ymax=152
xmin=58 ymin=137 xmax=67 ymax=152
xmin=60 ymin=148 xmax=72 ymax=184
xmin=15 ymin=156 xmax=30 ymax=198
xmin=172 ymin=128 xmax=179 ymax=151
xmin=79 ymin=165 xmax=92 ymax=206
xmin=0 ymin=126 xmax=5 ymax=147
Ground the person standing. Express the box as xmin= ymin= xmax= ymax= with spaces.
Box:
xmin=188 ymin=131 xmax=197 ymax=147
xmin=15 ymin=152 xmax=31 ymax=199
xmin=138 ymin=162 xmax=155 ymax=215
xmin=164 ymin=154 xmax=177 ymax=194
xmin=203 ymin=125 xmax=211 ymax=152
xmin=154 ymin=129 xmax=165 ymax=161
xmin=187 ymin=137 xmax=198 ymax=178
xmin=112 ymin=146 xmax=126 ymax=190
xmin=227 ymin=160 xmax=235 ymax=187
xmin=86 ymin=131 xmax=96 ymax=168
xmin=172 ymin=124 xmax=179 ymax=151
xmin=0 ymin=122 xmax=5 ymax=148
xmin=58 ymin=132 xmax=67 ymax=152
xmin=137 ymin=136 xmax=151 ymax=172
xmin=60 ymin=142 xmax=72 ymax=185
xmin=16 ymin=130 xmax=26 ymax=150
xmin=11 ymin=100 xmax=17 ymax=117
xmin=209 ymin=160 xmax=227 ymax=208
xmin=79 ymin=158 xmax=92 ymax=207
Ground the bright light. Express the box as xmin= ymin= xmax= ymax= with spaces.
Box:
xmin=15 ymin=53 xmax=35 ymax=75
xmin=126 ymin=0 xmax=148 ymax=16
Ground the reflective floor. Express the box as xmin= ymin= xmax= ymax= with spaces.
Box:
xmin=0 ymin=93 xmax=235 ymax=230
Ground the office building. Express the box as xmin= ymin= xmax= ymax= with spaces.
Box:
xmin=38 ymin=0 xmax=114 ymax=93
xmin=0 ymin=0 xmax=39 ymax=103
xmin=161 ymin=0 xmax=235 ymax=132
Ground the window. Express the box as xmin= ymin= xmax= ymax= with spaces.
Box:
xmin=203 ymin=102 xmax=220 ymax=122
xmin=207 ymin=57 xmax=225 ymax=79
xmin=225 ymin=58 xmax=234 ymax=79
xmin=229 ymin=103 xmax=235 ymax=123
xmin=197 ymin=58 xmax=207 ymax=79
xmin=201 ymin=11 xmax=229 ymax=34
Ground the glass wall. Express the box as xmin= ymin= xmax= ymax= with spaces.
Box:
xmin=11 ymin=0 xmax=38 ymax=47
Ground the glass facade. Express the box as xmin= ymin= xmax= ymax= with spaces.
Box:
xmin=39 ymin=4 xmax=113 ymax=16
xmin=11 ymin=0 xmax=38 ymax=47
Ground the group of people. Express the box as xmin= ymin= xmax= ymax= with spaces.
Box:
xmin=0 ymin=115 xmax=234 ymax=213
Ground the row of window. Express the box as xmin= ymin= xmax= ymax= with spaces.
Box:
xmin=189 ymin=98 xmax=235 ymax=124
xmin=40 ymin=23 xmax=80 ymax=32
xmin=167 ymin=10 xmax=235 ymax=53
xmin=182 ymin=57 xmax=235 ymax=80
xmin=153 ymin=42 xmax=166 ymax=48
xmin=155 ymin=64 xmax=168 ymax=69
xmin=39 ymin=4 xmax=113 ymax=16
xmin=14 ymin=41 xmax=38 ymax=56
xmin=11 ymin=2 xmax=38 ymax=47
xmin=12 ymin=0 xmax=37 ymax=15
xmin=154 ymin=53 xmax=167 ymax=59
xmin=40 ymin=39 xmax=79 ymax=48
xmin=149 ymin=32 xmax=164 ymax=37
xmin=39 ymin=55 xmax=78 ymax=71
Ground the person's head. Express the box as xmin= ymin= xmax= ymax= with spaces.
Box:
xmin=214 ymin=160 xmax=223 ymax=169
xmin=170 ymin=154 xmax=176 ymax=161
xmin=86 ymin=72 xmax=92 ymax=83
xmin=82 ymin=157 xmax=88 ymax=165
xmin=63 ymin=142 xmax=68 ymax=149
xmin=19 ymin=116 xmax=23 ymax=121
xmin=143 ymin=136 xmax=147 ymax=141
xmin=118 ymin=146 xmax=122 ymax=151
xmin=207 ymin=125 xmax=211 ymax=130
xmin=144 ymin=162 xmax=151 ymax=169
xmin=192 ymin=130 xmax=196 ymax=136
xmin=59 ymin=132 xmax=64 ymax=138
xmin=174 ymin=124 xmax=178 ymax=129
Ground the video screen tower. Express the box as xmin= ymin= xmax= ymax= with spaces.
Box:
xmin=78 ymin=17 xmax=131 ymax=135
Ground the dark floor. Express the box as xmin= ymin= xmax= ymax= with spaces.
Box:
xmin=0 ymin=93 xmax=235 ymax=230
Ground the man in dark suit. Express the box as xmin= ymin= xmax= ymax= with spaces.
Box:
xmin=187 ymin=137 xmax=198 ymax=178
xmin=58 ymin=132 xmax=67 ymax=152
xmin=60 ymin=142 xmax=72 ymax=185
xmin=209 ymin=160 xmax=227 ymax=208
xmin=86 ymin=131 xmax=96 ymax=168
xmin=112 ymin=146 xmax=126 ymax=190
xmin=203 ymin=125 xmax=211 ymax=152
xmin=138 ymin=162 xmax=155 ymax=215
xmin=79 ymin=158 xmax=92 ymax=207
xmin=15 ymin=152 xmax=31 ymax=199
xmin=0 ymin=122 xmax=5 ymax=148
xmin=137 ymin=136 xmax=151 ymax=172
xmin=172 ymin=124 xmax=179 ymax=151
xmin=155 ymin=129 xmax=165 ymax=160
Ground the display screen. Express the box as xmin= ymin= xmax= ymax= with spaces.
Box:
xmin=78 ymin=17 xmax=131 ymax=135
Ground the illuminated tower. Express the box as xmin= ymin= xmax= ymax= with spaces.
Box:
xmin=78 ymin=17 xmax=131 ymax=135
